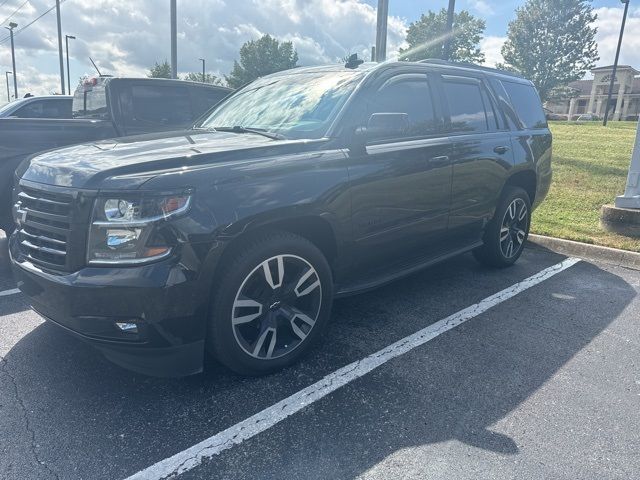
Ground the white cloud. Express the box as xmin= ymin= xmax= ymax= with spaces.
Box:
xmin=468 ymin=0 xmax=495 ymax=17
xmin=480 ymin=35 xmax=505 ymax=67
xmin=0 ymin=0 xmax=408 ymax=97
xmin=594 ymin=6 xmax=640 ymax=70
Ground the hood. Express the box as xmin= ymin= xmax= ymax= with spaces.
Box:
xmin=20 ymin=129 xmax=305 ymax=189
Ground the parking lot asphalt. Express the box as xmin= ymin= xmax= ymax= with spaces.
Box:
xmin=0 ymin=241 xmax=639 ymax=480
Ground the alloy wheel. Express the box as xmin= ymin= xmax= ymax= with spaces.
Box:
xmin=500 ymin=198 xmax=528 ymax=259
xmin=231 ymin=254 xmax=323 ymax=360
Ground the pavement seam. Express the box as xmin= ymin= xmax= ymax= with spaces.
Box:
xmin=0 ymin=356 xmax=60 ymax=480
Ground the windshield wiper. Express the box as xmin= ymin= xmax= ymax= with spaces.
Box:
xmin=210 ymin=125 xmax=286 ymax=141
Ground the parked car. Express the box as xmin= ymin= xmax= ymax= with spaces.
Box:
xmin=10 ymin=60 xmax=552 ymax=377
xmin=543 ymin=108 xmax=567 ymax=121
xmin=575 ymin=113 xmax=600 ymax=122
xmin=0 ymin=95 xmax=72 ymax=119
xmin=0 ymin=77 xmax=232 ymax=232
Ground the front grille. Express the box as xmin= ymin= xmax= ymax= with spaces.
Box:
xmin=14 ymin=181 xmax=92 ymax=272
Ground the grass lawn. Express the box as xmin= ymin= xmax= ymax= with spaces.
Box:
xmin=531 ymin=121 xmax=640 ymax=251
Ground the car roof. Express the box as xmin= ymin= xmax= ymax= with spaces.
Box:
xmin=262 ymin=60 xmax=531 ymax=86
xmin=104 ymin=77 xmax=233 ymax=90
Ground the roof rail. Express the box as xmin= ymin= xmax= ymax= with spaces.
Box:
xmin=417 ymin=59 xmax=523 ymax=79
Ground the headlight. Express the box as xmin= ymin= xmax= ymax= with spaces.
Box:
xmin=87 ymin=192 xmax=191 ymax=265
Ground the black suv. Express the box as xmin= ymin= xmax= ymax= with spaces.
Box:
xmin=10 ymin=60 xmax=551 ymax=377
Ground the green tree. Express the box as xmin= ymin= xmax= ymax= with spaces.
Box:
xmin=225 ymin=34 xmax=298 ymax=89
xmin=183 ymin=72 xmax=224 ymax=85
xmin=399 ymin=9 xmax=485 ymax=63
xmin=499 ymin=0 xmax=599 ymax=102
xmin=148 ymin=60 xmax=172 ymax=79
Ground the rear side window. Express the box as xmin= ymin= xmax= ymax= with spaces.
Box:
xmin=443 ymin=80 xmax=488 ymax=133
xmin=15 ymin=99 xmax=71 ymax=119
xmin=501 ymin=81 xmax=547 ymax=129
xmin=131 ymin=85 xmax=193 ymax=126
xmin=369 ymin=74 xmax=437 ymax=139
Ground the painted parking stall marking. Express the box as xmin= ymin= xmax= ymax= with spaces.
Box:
xmin=125 ymin=257 xmax=581 ymax=480
xmin=0 ymin=288 xmax=20 ymax=297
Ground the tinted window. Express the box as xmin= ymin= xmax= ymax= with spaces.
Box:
xmin=131 ymin=85 xmax=192 ymax=126
xmin=501 ymin=81 xmax=547 ymax=129
xmin=191 ymin=88 xmax=229 ymax=119
xmin=443 ymin=81 xmax=488 ymax=133
xmin=369 ymin=74 xmax=437 ymax=138
xmin=14 ymin=99 xmax=71 ymax=119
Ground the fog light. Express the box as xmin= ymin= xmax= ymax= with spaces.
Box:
xmin=115 ymin=322 xmax=138 ymax=333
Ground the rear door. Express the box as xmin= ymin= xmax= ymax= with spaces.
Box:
xmin=347 ymin=70 xmax=453 ymax=271
xmin=440 ymin=74 xmax=514 ymax=245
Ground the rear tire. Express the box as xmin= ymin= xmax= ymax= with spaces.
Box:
xmin=207 ymin=230 xmax=333 ymax=376
xmin=473 ymin=186 xmax=531 ymax=268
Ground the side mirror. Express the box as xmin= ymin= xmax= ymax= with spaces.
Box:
xmin=364 ymin=112 xmax=409 ymax=142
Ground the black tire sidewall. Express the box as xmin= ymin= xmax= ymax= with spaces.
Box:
xmin=477 ymin=187 xmax=531 ymax=267
xmin=208 ymin=232 xmax=333 ymax=375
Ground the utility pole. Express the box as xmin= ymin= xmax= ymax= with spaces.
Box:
xmin=6 ymin=23 xmax=17 ymax=99
xmin=55 ymin=0 xmax=65 ymax=94
xmin=199 ymin=58 xmax=205 ymax=83
xmin=65 ymin=35 xmax=76 ymax=95
xmin=374 ymin=0 xmax=389 ymax=62
xmin=170 ymin=0 xmax=178 ymax=79
xmin=443 ymin=0 xmax=456 ymax=60
xmin=5 ymin=72 xmax=12 ymax=102
xmin=371 ymin=46 xmax=376 ymax=62
xmin=603 ymin=0 xmax=630 ymax=126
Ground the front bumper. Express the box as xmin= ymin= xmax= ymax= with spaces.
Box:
xmin=10 ymin=234 xmax=208 ymax=377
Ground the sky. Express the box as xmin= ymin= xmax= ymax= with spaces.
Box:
xmin=0 ymin=0 xmax=638 ymax=100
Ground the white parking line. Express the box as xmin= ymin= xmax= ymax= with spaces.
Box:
xmin=0 ymin=288 xmax=20 ymax=297
xmin=124 ymin=257 xmax=581 ymax=480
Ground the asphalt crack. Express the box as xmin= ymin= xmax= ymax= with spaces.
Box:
xmin=0 ymin=356 xmax=60 ymax=480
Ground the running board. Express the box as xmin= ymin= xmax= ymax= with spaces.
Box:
xmin=335 ymin=241 xmax=483 ymax=298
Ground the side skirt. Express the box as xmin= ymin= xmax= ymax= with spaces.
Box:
xmin=334 ymin=241 xmax=483 ymax=298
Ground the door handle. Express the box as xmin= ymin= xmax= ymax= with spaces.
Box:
xmin=494 ymin=146 xmax=510 ymax=155
xmin=428 ymin=155 xmax=450 ymax=167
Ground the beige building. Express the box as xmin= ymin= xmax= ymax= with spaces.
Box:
xmin=546 ymin=65 xmax=640 ymax=121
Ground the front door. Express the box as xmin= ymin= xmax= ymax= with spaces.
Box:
xmin=347 ymin=71 xmax=453 ymax=273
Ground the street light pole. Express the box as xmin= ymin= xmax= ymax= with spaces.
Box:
xmin=443 ymin=0 xmax=456 ymax=60
xmin=65 ymin=35 xmax=76 ymax=95
xmin=5 ymin=72 xmax=12 ymax=102
xmin=603 ymin=0 xmax=630 ymax=126
xmin=6 ymin=23 xmax=17 ymax=99
xmin=55 ymin=0 xmax=65 ymax=94
xmin=170 ymin=0 xmax=178 ymax=79
xmin=374 ymin=0 xmax=389 ymax=62
xmin=199 ymin=58 xmax=205 ymax=83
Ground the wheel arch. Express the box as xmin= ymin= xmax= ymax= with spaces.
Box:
xmin=503 ymin=169 xmax=537 ymax=204
xmin=208 ymin=214 xmax=340 ymax=293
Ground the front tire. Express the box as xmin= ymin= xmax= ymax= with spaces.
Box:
xmin=207 ymin=231 xmax=333 ymax=375
xmin=473 ymin=186 xmax=531 ymax=268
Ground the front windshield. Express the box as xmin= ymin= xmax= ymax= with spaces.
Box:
xmin=199 ymin=70 xmax=364 ymax=139
xmin=0 ymin=98 xmax=25 ymax=115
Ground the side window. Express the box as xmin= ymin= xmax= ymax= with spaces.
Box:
xmin=368 ymin=74 xmax=437 ymax=140
xmin=191 ymin=88 xmax=229 ymax=119
xmin=443 ymin=80 xmax=489 ymax=133
xmin=501 ymin=81 xmax=547 ymax=129
xmin=14 ymin=101 xmax=45 ymax=118
xmin=39 ymin=100 xmax=72 ymax=119
xmin=131 ymin=85 xmax=193 ymax=126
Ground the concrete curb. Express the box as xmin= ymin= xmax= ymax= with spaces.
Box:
xmin=527 ymin=234 xmax=640 ymax=270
